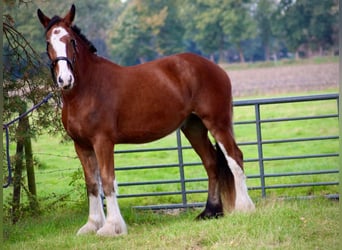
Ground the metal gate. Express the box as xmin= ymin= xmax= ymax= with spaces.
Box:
xmin=115 ymin=94 xmax=339 ymax=209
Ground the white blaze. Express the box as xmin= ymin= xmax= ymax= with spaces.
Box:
xmin=50 ymin=27 xmax=74 ymax=88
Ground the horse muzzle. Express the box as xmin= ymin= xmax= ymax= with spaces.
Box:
xmin=58 ymin=74 xmax=74 ymax=90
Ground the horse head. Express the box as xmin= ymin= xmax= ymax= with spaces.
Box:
xmin=38 ymin=5 xmax=77 ymax=90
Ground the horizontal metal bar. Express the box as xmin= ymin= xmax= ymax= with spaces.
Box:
xmin=248 ymin=181 xmax=339 ymax=190
xmin=234 ymin=114 xmax=338 ymax=125
xmin=115 ymin=146 xmax=178 ymax=154
xmin=263 ymin=169 xmax=339 ymax=177
xmin=118 ymin=179 xmax=181 ymax=187
xmin=233 ymin=93 xmax=339 ymax=106
xmin=264 ymin=181 xmax=339 ymax=189
xmin=262 ymin=153 xmax=339 ymax=161
xmin=118 ymin=191 xmax=182 ymax=198
xmin=259 ymin=114 xmax=338 ymax=123
xmin=261 ymin=136 xmax=339 ymax=145
xmin=133 ymin=202 xmax=206 ymax=210
xmin=116 ymin=163 xmax=179 ymax=171
xmin=238 ymin=135 xmax=339 ymax=147
xmin=247 ymin=169 xmax=339 ymax=179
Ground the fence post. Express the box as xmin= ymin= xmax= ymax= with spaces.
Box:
xmin=255 ymin=104 xmax=266 ymax=198
xmin=176 ymin=129 xmax=187 ymax=207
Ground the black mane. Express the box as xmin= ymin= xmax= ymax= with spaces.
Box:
xmin=45 ymin=16 xmax=97 ymax=54
xmin=71 ymin=25 xmax=97 ymax=54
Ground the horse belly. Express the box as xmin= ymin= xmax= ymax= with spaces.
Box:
xmin=116 ymin=110 xmax=188 ymax=144
xmin=115 ymin=95 xmax=190 ymax=144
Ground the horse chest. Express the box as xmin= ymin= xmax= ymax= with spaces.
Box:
xmin=62 ymin=104 xmax=99 ymax=142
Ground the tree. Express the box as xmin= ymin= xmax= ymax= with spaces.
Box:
xmin=255 ymin=0 xmax=277 ymax=61
xmin=272 ymin=0 xmax=338 ymax=58
xmin=182 ymin=0 xmax=227 ymax=61
xmin=305 ymin=0 xmax=338 ymax=56
xmin=222 ymin=0 xmax=257 ymax=63
xmin=153 ymin=0 xmax=185 ymax=56
xmin=182 ymin=0 xmax=256 ymax=63
xmin=3 ymin=1 xmax=60 ymax=222
xmin=109 ymin=0 xmax=185 ymax=65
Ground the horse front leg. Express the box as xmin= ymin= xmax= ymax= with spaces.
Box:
xmin=74 ymin=143 xmax=105 ymax=235
xmin=94 ymin=139 xmax=127 ymax=237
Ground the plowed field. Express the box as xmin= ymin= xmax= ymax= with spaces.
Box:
xmin=226 ymin=62 xmax=338 ymax=98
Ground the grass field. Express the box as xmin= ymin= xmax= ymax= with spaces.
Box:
xmin=3 ymin=198 xmax=339 ymax=249
xmin=2 ymin=59 xmax=339 ymax=249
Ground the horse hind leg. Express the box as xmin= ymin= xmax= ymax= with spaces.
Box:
xmin=181 ymin=114 xmax=223 ymax=219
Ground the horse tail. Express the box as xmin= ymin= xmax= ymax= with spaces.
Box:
xmin=216 ymin=142 xmax=255 ymax=213
xmin=216 ymin=142 xmax=236 ymax=213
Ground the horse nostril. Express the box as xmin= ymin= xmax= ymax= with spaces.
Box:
xmin=58 ymin=76 xmax=63 ymax=84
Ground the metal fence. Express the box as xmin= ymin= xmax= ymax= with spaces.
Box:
xmin=115 ymin=93 xmax=339 ymax=209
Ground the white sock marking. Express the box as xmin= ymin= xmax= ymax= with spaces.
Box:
xmin=77 ymin=194 xmax=105 ymax=235
xmin=97 ymin=192 xmax=127 ymax=236
xmin=88 ymin=194 xmax=106 ymax=225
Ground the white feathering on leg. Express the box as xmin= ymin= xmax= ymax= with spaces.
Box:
xmin=77 ymin=194 xmax=105 ymax=235
xmin=218 ymin=142 xmax=255 ymax=212
xmin=114 ymin=179 xmax=119 ymax=195
xmin=96 ymin=192 xmax=127 ymax=236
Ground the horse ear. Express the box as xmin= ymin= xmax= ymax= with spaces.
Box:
xmin=37 ymin=9 xmax=51 ymax=28
xmin=64 ymin=4 xmax=76 ymax=26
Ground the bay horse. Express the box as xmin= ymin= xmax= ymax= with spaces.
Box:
xmin=37 ymin=4 xmax=254 ymax=237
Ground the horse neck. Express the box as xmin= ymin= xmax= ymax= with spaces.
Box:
xmin=61 ymin=37 xmax=121 ymax=102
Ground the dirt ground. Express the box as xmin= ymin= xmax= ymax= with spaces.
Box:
xmin=226 ymin=62 xmax=338 ymax=98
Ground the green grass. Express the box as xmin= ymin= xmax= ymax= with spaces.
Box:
xmin=3 ymin=198 xmax=339 ymax=249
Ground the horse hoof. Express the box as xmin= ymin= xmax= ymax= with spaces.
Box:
xmin=196 ymin=200 xmax=224 ymax=220
xmin=76 ymin=222 xmax=98 ymax=235
xmin=196 ymin=210 xmax=224 ymax=220
xmin=96 ymin=221 xmax=128 ymax=237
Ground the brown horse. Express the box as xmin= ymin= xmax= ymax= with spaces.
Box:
xmin=37 ymin=5 xmax=254 ymax=237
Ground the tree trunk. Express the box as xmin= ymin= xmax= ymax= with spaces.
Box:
xmin=319 ymin=44 xmax=323 ymax=56
xmin=237 ymin=42 xmax=245 ymax=63
xmin=295 ymin=49 xmax=300 ymax=60
xmin=239 ymin=48 xmax=245 ymax=63
xmin=12 ymin=118 xmax=25 ymax=224
xmin=23 ymin=116 xmax=39 ymax=211
xmin=264 ymin=45 xmax=270 ymax=61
